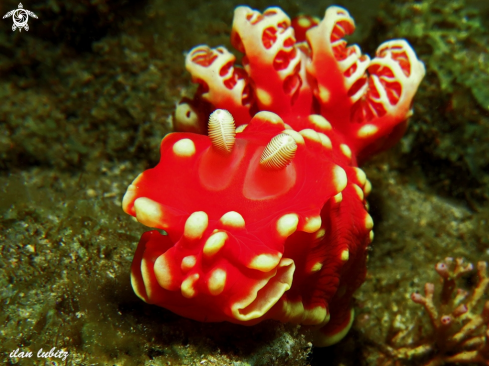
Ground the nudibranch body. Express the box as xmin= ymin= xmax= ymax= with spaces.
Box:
xmin=123 ymin=5 xmax=425 ymax=347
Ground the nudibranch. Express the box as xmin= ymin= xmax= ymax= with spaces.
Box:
xmin=123 ymin=5 xmax=425 ymax=347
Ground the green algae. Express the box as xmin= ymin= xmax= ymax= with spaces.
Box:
xmin=375 ymin=0 xmax=489 ymax=203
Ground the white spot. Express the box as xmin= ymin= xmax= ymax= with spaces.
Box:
xmin=298 ymin=17 xmax=311 ymax=28
xmin=364 ymin=179 xmax=372 ymax=196
xmin=203 ymin=231 xmax=228 ymax=256
xmin=154 ymin=252 xmax=176 ymax=291
xmin=311 ymin=262 xmax=323 ymax=272
xmin=318 ymin=133 xmax=332 ymax=149
xmin=235 ymin=124 xmax=248 ymax=133
xmin=300 ymin=129 xmax=321 ymax=143
xmin=318 ymin=86 xmax=330 ymax=103
xmin=358 ymin=124 xmax=379 ymax=138
xmin=314 ymin=228 xmax=326 ymax=240
xmin=353 ymin=167 xmax=367 ymax=186
xmin=122 ymin=173 xmax=143 ymax=214
xmin=282 ymin=129 xmax=305 ymax=144
xmin=208 ymin=268 xmax=226 ymax=295
xmin=365 ymin=214 xmax=374 ymax=230
xmin=341 ymin=249 xmax=349 ymax=262
xmin=173 ymin=138 xmax=196 ymax=157
xmin=256 ymin=89 xmax=272 ymax=107
xmin=353 ymin=184 xmax=364 ymax=201
xmin=248 ymin=253 xmax=282 ymax=272
xmin=220 ymin=211 xmax=245 ymax=229
xmin=181 ymin=273 xmax=200 ymax=298
xmin=276 ymin=213 xmax=299 ymax=237
xmin=133 ymin=197 xmax=165 ymax=228
xmin=332 ymin=166 xmax=347 ymax=193
xmin=184 ymin=212 xmax=209 ymax=240
xmin=340 ymin=144 xmax=352 ymax=159
xmin=303 ymin=216 xmax=322 ymax=233
xmin=253 ymin=111 xmax=284 ymax=125
xmin=308 ymin=114 xmax=332 ymax=131
xmin=181 ymin=255 xmax=197 ymax=272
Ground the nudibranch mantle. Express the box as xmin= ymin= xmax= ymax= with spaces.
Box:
xmin=123 ymin=5 xmax=425 ymax=347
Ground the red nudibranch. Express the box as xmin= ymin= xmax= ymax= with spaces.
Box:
xmin=123 ymin=6 xmax=425 ymax=346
